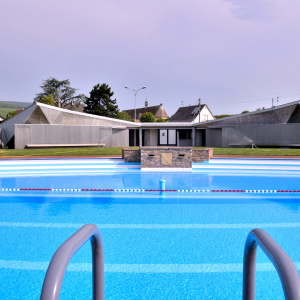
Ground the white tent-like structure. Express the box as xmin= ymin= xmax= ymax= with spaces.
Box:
xmin=0 ymin=102 xmax=140 ymax=149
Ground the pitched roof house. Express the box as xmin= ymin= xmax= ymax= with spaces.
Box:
xmin=122 ymin=101 xmax=168 ymax=122
xmin=169 ymin=104 xmax=215 ymax=123
xmin=64 ymin=102 xmax=86 ymax=112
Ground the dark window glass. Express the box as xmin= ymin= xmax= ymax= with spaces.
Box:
xmin=178 ymin=130 xmax=192 ymax=139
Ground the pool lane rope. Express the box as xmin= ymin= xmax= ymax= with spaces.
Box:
xmin=1 ymin=188 xmax=300 ymax=193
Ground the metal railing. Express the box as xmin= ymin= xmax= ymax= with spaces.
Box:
xmin=40 ymin=225 xmax=299 ymax=300
xmin=40 ymin=224 xmax=104 ymax=300
xmin=243 ymin=229 xmax=300 ymax=300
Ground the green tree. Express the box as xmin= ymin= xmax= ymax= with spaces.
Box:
xmin=140 ymin=112 xmax=155 ymax=122
xmin=84 ymin=83 xmax=119 ymax=118
xmin=6 ymin=110 xmax=18 ymax=119
xmin=117 ymin=111 xmax=131 ymax=121
xmin=215 ymin=114 xmax=233 ymax=119
xmin=156 ymin=117 xmax=168 ymax=122
xmin=40 ymin=94 xmax=55 ymax=106
xmin=241 ymin=110 xmax=250 ymax=114
xmin=35 ymin=77 xmax=86 ymax=108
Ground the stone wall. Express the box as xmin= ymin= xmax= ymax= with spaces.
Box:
xmin=122 ymin=148 xmax=140 ymax=162
xmin=141 ymin=147 xmax=192 ymax=169
xmin=123 ymin=147 xmax=213 ymax=166
xmin=192 ymin=148 xmax=213 ymax=162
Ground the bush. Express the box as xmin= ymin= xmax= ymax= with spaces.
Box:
xmin=117 ymin=111 xmax=131 ymax=121
xmin=140 ymin=112 xmax=155 ymax=122
xmin=6 ymin=110 xmax=18 ymax=119
xmin=156 ymin=118 xmax=168 ymax=122
xmin=40 ymin=94 xmax=55 ymax=106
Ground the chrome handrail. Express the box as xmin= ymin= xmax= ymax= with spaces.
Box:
xmin=243 ymin=229 xmax=300 ymax=300
xmin=40 ymin=224 xmax=104 ymax=300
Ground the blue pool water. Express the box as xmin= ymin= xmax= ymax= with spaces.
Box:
xmin=0 ymin=158 xmax=300 ymax=299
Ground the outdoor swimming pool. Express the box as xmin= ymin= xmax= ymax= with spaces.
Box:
xmin=0 ymin=158 xmax=300 ymax=299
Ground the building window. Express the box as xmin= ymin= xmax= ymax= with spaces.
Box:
xmin=178 ymin=130 xmax=192 ymax=139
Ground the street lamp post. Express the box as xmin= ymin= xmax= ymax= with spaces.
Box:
xmin=124 ymin=86 xmax=147 ymax=122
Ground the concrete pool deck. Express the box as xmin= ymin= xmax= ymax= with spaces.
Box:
xmin=1 ymin=155 xmax=300 ymax=160
xmin=1 ymin=156 xmax=300 ymax=177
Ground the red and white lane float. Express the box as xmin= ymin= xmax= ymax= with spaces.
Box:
xmin=0 ymin=188 xmax=299 ymax=193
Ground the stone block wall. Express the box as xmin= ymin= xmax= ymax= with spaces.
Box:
xmin=122 ymin=147 xmax=214 ymax=166
xmin=122 ymin=148 xmax=140 ymax=162
xmin=141 ymin=147 xmax=192 ymax=169
xmin=192 ymin=148 xmax=213 ymax=162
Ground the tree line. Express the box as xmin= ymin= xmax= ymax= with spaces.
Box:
xmin=33 ymin=77 xmax=165 ymax=122
xmin=35 ymin=78 xmax=127 ymax=120
xmin=5 ymin=77 xmax=261 ymax=121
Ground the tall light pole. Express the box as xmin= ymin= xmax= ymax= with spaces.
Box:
xmin=124 ymin=86 xmax=147 ymax=122
xmin=198 ymin=98 xmax=201 ymax=123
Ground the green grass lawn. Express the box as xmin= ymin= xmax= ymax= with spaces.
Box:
xmin=207 ymin=147 xmax=300 ymax=156
xmin=0 ymin=147 xmax=126 ymax=157
xmin=0 ymin=146 xmax=300 ymax=157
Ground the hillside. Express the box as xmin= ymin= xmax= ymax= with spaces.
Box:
xmin=0 ymin=101 xmax=32 ymax=118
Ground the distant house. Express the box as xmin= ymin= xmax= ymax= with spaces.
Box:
xmin=169 ymin=104 xmax=215 ymax=123
xmin=123 ymin=101 xmax=168 ymax=122
xmin=64 ymin=102 xmax=86 ymax=112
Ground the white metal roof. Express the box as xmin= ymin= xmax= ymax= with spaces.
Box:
xmin=140 ymin=122 xmax=194 ymax=128
xmin=193 ymin=100 xmax=300 ymax=126
xmin=37 ymin=102 xmax=140 ymax=127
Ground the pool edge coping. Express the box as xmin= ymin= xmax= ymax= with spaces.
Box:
xmin=1 ymin=155 xmax=300 ymax=160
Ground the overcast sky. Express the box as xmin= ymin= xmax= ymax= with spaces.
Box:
xmin=1 ymin=0 xmax=300 ymax=116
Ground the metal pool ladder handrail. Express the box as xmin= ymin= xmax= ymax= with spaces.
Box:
xmin=243 ymin=229 xmax=300 ymax=300
xmin=40 ymin=224 xmax=104 ymax=300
